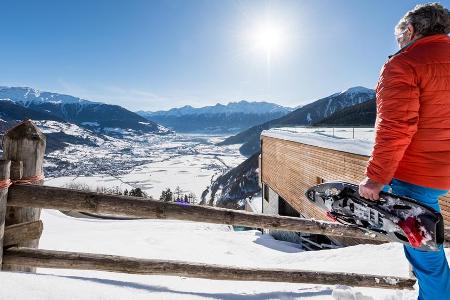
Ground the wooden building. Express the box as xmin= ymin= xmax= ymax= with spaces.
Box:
xmin=259 ymin=128 xmax=450 ymax=247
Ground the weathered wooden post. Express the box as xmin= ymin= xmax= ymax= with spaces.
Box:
xmin=2 ymin=120 xmax=46 ymax=272
xmin=0 ymin=160 xmax=11 ymax=269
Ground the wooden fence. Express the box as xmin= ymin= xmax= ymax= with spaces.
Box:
xmin=1 ymin=120 xmax=447 ymax=290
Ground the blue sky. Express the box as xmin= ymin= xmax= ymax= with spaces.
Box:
xmin=1 ymin=0 xmax=448 ymax=111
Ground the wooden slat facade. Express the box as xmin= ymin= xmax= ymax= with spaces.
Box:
xmin=260 ymin=135 xmax=450 ymax=245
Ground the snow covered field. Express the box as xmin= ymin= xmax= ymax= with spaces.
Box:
xmin=43 ymin=126 xmax=245 ymax=201
xmin=0 ymin=210 xmax=433 ymax=299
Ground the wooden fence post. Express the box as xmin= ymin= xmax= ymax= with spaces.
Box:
xmin=0 ymin=160 xmax=11 ymax=269
xmin=2 ymin=120 xmax=46 ymax=272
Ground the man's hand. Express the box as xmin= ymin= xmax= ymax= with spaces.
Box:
xmin=358 ymin=177 xmax=385 ymax=201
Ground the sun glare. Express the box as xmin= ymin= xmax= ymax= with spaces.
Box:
xmin=237 ymin=7 xmax=297 ymax=86
xmin=251 ymin=20 xmax=286 ymax=59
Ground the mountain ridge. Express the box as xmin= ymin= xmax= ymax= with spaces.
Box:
xmin=0 ymin=86 xmax=166 ymax=135
xmin=138 ymin=100 xmax=293 ymax=133
xmin=218 ymin=86 xmax=375 ymax=156
xmin=139 ymin=100 xmax=292 ymax=116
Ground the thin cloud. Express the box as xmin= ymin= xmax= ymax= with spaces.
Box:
xmin=56 ymin=80 xmax=170 ymax=111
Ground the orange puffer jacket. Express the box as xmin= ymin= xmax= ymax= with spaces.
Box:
xmin=366 ymin=34 xmax=450 ymax=189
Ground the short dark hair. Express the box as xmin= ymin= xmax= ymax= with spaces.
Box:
xmin=396 ymin=3 xmax=450 ymax=36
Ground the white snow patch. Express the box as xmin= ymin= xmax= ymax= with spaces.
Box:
xmin=246 ymin=193 xmax=263 ymax=213
xmin=45 ymin=175 xmax=134 ymax=192
xmin=33 ymin=120 xmax=103 ymax=144
xmin=157 ymin=124 xmax=171 ymax=133
xmin=103 ymin=127 xmax=133 ymax=134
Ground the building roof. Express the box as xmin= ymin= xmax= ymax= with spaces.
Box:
xmin=261 ymin=127 xmax=374 ymax=157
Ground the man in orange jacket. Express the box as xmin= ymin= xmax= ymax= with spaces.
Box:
xmin=359 ymin=3 xmax=450 ymax=299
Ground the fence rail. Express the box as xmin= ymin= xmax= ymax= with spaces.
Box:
xmin=6 ymin=184 xmax=450 ymax=246
xmin=2 ymin=247 xmax=416 ymax=290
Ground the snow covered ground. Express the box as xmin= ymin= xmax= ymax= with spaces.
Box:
xmin=1 ymin=210 xmax=442 ymax=299
xmin=44 ymin=130 xmax=245 ymax=201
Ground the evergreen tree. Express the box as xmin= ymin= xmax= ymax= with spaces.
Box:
xmin=129 ymin=188 xmax=145 ymax=198
xmin=160 ymin=188 xmax=173 ymax=202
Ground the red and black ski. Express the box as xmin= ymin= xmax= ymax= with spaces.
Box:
xmin=305 ymin=181 xmax=445 ymax=251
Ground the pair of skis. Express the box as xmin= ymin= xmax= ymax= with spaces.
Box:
xmin=306 ymin=181 xmax=445 ymax=251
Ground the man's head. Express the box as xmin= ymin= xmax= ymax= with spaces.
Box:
xmin=395 ymin=3 xmax=450 ymax=48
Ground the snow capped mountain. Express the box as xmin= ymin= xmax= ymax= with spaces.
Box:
xmin=315 ymin=98 xmax=376 ymax=126
xmin=309 ymin=86 xmax=375 ymax=120
xmin=219 ymin=86 xmax=375 ymax=156
xmin=0 ymin=86 xmax=166 ymax=135
xmin=0 ymin=86 xmax=97 ymax=107
xmin=137 ymin=101 xmax=293 ymax=133
xmin=339 ymin=86 xmax=374 ymax=96
xmin=141 ymin=100 xmax=292 ymax=117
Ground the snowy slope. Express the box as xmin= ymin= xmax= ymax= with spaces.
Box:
xmin=0 ymin=210 xmax=437 ymax=299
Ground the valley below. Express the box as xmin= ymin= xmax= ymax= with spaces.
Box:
xmin=39 ymin=122 xmax=246 ymax=202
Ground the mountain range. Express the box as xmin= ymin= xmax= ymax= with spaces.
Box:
xmin=137 ymin=101 xmax=293 ymax=133
xmin=0 ymin=87 xmax=165 ymax=135
xmin=219 ymin=87 xmax=375 ymax=156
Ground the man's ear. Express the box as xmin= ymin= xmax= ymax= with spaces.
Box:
xmin=407 ymin=23 xmax=415 ymax=39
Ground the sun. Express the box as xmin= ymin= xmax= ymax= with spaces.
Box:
xmin=238 ymin=7 xmax=296 ymax=76
xmin=253 ymin=21 xmax=285 ymax=56
xmin=246 ymin=17 xmax=288 ymax=62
